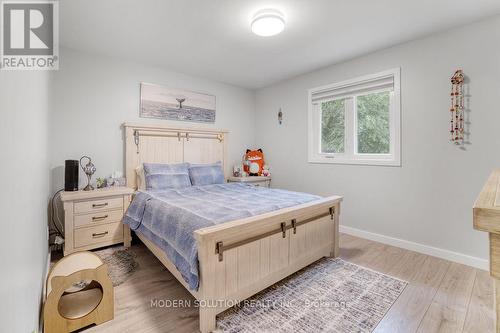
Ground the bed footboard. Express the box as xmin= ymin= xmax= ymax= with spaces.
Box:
xmin=194 ymin=196 xmax=342 ymax=333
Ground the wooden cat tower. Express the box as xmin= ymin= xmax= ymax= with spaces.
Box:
xmin=44 ymin=251 xmax=114 ymax=333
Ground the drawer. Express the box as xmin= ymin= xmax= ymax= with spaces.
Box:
xmin=250 ymin=181 xmax=270 ymax=187
xmin=74 ymin=197 xmax=123 ymax=214
xmin=74 ymin=222 xmax=123 ymax=248
xmin=74 ymin=209 xmax=124 ymax=228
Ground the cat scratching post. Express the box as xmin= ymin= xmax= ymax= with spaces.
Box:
xmin=44 ymin=251 xmax=114 ymax=333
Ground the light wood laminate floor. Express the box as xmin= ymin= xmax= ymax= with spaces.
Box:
xmin=83 ymin=233 xmax=494 ymax=333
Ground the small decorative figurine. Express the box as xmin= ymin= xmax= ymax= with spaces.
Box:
xmin=262 ymin=164 xmax=271 ymax=177
xmin=106 ymin=177 xmax=115 ymax=187
xmin=450 ymin=70 xmax=465 ymax=145
xmin=233 ymin=165 xmax=243 ymax=177
xmin=80 ymin=156 xmax=96 ymax=191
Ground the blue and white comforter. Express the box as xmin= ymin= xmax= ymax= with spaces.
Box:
xmin=123 ymin=183 xmax=321 ymax=290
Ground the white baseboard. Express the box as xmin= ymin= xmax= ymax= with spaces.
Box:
xmin=39 ymin=250 xmax=51 ymax=333
xmin=43 ymin=250 xmax=51 ymax=301
xmin=340 ymin=225 xmax=489 ymax=271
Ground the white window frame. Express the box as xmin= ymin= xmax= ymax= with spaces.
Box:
xmin=308 ymin=68 xmax=401 ymax=166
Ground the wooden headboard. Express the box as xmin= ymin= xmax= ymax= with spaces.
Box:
xmin=123 ymin=122 xmax=229 ymax=189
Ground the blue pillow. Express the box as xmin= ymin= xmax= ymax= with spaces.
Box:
xmin=143 ymin=163 xmax=191 ymax=190
xmin=188 ymin=162 xmax=225 ymax=186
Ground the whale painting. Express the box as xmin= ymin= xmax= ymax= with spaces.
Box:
xmin=140 ymin=83 xmax=216 ymax=123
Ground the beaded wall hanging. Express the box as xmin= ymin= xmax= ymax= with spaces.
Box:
xmin=450 ymin=70 xmax=465 ymax=144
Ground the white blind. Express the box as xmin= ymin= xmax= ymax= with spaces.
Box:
xmin=311 ymin=74 xmax=394 ymax=103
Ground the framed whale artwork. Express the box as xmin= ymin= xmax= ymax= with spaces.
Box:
xmin=140 ymin=82 xmax=216 ymax=123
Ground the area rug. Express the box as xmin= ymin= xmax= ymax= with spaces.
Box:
xmin=93 ymin=246 xmax=139 ymax=286
xmin=216 ymin=258 xmax=407 ymax=333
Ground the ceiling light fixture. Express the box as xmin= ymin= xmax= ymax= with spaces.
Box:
xmin=251 ymin=9 xmax=285 ymax=37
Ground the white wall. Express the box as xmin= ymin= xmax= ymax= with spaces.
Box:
xmin=255 ymin=16 xmax=500 ymax=265
xmin=50 ymin=47 xmax=256 ymax=191
xmin=0 ymin=71 xmax=51 ymax=332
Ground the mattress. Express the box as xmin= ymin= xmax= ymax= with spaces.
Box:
xmin=123 ymin=183 xmax=321 ymax=290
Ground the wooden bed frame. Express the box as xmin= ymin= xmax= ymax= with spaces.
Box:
xmin=123 ymin=122 xmax=343 ymax=333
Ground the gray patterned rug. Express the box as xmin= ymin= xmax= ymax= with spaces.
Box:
xmin=216 ymin=258 xmax=407 ymax=333
xmin=93 ymin=246 xmax=139 ymax=286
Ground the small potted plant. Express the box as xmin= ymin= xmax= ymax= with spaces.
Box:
xmin=96 ymin=177 xmax=106 ymax=189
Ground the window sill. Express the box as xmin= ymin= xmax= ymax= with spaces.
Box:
xmin=308 ymin=156 xmax=401 ymax=167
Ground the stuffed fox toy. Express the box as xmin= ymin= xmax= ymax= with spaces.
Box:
xmin=244 ymin=149 xmax=265 ymax=176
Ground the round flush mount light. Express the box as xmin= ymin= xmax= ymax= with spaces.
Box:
xmin=251 ymin=9 xmax=285 ymax=37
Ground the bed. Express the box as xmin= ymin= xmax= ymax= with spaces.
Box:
xmin=122 ymin=123 xmax=343 ymax=333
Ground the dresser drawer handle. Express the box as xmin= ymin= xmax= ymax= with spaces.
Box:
xmin=92 ymin=203 xmax=108 ymax=208
xmin=92 ymin=215 xmax=108 ymax=221
xmin=92 ymin=231 xmax=109 ymax=238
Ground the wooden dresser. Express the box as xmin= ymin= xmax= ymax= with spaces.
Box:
xmin=473 ymin=169 xmax=500 ymax=332
xmin=60 ymin=187 xmax=134 ymax=256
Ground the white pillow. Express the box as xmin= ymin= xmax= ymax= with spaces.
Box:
xmin=135 ymin=165 xmax=146 ymax=190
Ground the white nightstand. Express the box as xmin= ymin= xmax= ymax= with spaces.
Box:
xmin=60 ymin=187 xmax=134 ymax=256
xmin=228 ymin=176 xmax=272 ymax=188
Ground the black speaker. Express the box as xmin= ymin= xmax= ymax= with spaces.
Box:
xmin=65 ymin=160 xmax=79 ymax=191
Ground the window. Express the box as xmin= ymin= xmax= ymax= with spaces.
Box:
xmin=308 ymin=68 xmax=401 ymax=166
xmin=321 ymin=99 xmax=345 ymax=154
